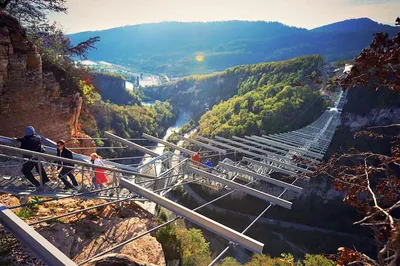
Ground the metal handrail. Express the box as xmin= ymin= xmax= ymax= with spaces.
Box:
xmin=0 ymin=144 xmax=155 ymax=179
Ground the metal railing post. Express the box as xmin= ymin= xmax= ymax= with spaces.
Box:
xmin=37 ymin=158 xmax=44 ymax=190
xmin=81 ymin=166 xmax=85 ymax=187
xmin=114 ymin=172 xmax=119 ymax=202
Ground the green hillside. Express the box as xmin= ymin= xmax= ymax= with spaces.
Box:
xmin=142 ymin=54 xmax=328 ymax=137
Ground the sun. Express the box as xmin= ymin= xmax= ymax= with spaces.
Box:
xmin=195 ymin=54 xmax=204 ymax=62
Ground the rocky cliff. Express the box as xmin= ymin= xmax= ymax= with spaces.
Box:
xmin=92 ymin=72 xmax=140 ymax=106
xmin=0 ymin=13 xmax=94 ymax=153
xmin=0 ymin=195 xmax=165 ymax=266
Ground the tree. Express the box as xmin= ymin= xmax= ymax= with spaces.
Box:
xmin=218 ymin=257 xmax=242 ymax=266
xmin=0 ymin=0 xmax=66 ymax=26
xmin=339 ymin=17 xmax=400 ymax=92
xmin=0 ymin=0 xmax=100 ymax=103
xmin=177 ymin=228 xmax=211 ymax=266
xmin=315 ymin=17 xmax=400 ymax=266
xmin=303 ymin=254 xmax=335 ymax=266
xmin=244 ymin=254 xmax=302 ymax=266
xmin=1 ymin=0 xmax=99 ymax=60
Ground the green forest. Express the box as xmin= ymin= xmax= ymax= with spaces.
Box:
xmin=199 ymin=84 xmax=324 ymax=137
xmin=80 ymin=92 xmax=176 ymax=158
xmin=155 ymin=208 xmax=335 ymax=266
xmin=143 ymin=54 xmax=327 ymax=137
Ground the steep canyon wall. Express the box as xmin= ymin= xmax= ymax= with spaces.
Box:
xmin=0 ymin=14 xmax=94 ymax=153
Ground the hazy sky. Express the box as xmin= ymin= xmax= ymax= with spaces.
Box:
xmin=49 ymin=0 xmax=400 ymax=33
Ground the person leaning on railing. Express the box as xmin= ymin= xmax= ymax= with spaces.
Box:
xmin=14 ymin=126 xmax=50 ymax=188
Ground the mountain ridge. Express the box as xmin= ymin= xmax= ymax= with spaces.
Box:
xmin=69 ymin=18 xmax=398 ymax=75
xmin=71 ymin=18 xmax=393 ymax=34
xmin=311 ymin=17 xmax=395 ymax=32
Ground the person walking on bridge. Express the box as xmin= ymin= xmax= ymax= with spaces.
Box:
xmin=15 ymin=126 xmax=50 ymax=188
xmin=192 ymin=151 xmax=200 ymax=168
xmin=56 ymin=140 xmax=79 ymax=189
xmin=205 ymin=158 xmax=213 ymax=173
xmin=90 ymin=153 xmax=108 ymax=190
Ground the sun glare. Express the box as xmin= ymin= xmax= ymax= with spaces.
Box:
xmin=195 ymin=54 xmax=204 ymax=62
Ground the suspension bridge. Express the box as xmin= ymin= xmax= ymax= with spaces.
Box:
xmin=0 ymin=91 xmax=347 ymax=265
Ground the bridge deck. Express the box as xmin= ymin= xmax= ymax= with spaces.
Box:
xmin=0 ymin=175 xmax=134 ymax=200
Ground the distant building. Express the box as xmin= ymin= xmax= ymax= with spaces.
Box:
xmin=343 ymin=64 xmax=353 ymax=74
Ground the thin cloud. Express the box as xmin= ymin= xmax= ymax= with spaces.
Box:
xmin=346 ymin=0 xmax=399 ymax=5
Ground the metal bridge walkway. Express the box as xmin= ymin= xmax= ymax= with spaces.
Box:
xmin=0 ymin=91 xmax=347 ymax=265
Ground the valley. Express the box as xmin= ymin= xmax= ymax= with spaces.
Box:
xmin=0 ymin=3 xmax=398 ymax=266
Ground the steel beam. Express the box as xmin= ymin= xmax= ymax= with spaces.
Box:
xmin=189 ymin=167 xmax=292 ymax=209
xmin=272 ymin=132 xmax=315 ymax=143
xmin=264 ymin=135 xmax=322 ymax=153
xmin=233 ymin=136 xmax=288 ymax=155
xmin=105 ymin=131 xmax=160 ymax=157
xmin=218 ymin=162 xmax=302 ymax=193
xmin=305 ymin=125 xmax=334 ymax=133
xmin=196 ymin=136 xmax=310 ymax=173
xmin=258 ymin=136 xmax=323 ymax=159
xmin=119 ymin=177 xmax=265 ymax=253
xmin=178 ymin=136 xmax=227 ymax=154
xmin=136 ymin=152 xmax=173 ymax=171
xmin=245 ymin=136 xmax=320 ymax=162
xmin=142 ymin=133 xmax=196 ymax=156
xmin=291 ymin=131 xmax=330 ymax=142
xmin=0 ymin=204 xmax=77 ymax=266
xmin=215 ymin=136 xmax=300 ymax=162
xmin=279 ymin=131 xmax=328 ymax=143
xmin=242 ymin=157 xmax=297 ymax=176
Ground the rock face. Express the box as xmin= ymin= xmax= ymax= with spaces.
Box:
xmin=92 ymin=72 xmax=140 ymax=105
xmin=342 ymin=108 xmax=400 ymax=132
xmin=86 ymin=254 xmax=159 ymax=266
xmin=0 ymin=197 xmax=166 ymax=266
xmin=0 ymin=13 xmax=94 ymax=153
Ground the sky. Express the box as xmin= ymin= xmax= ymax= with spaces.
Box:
xmin=49 ymin=0 xmax=400 ymax=33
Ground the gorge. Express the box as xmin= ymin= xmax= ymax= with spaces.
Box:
xmin=0 ymin=4 xmax=398 ymax=266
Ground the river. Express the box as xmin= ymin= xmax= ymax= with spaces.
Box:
xmin=140 ymin=106 xmax=191 ymax=166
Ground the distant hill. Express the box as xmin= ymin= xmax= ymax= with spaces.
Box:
xmin=69 ymin=19 xmax=398 ymax=76
xmin=311 ymin=18 xmax=394 ymax=33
